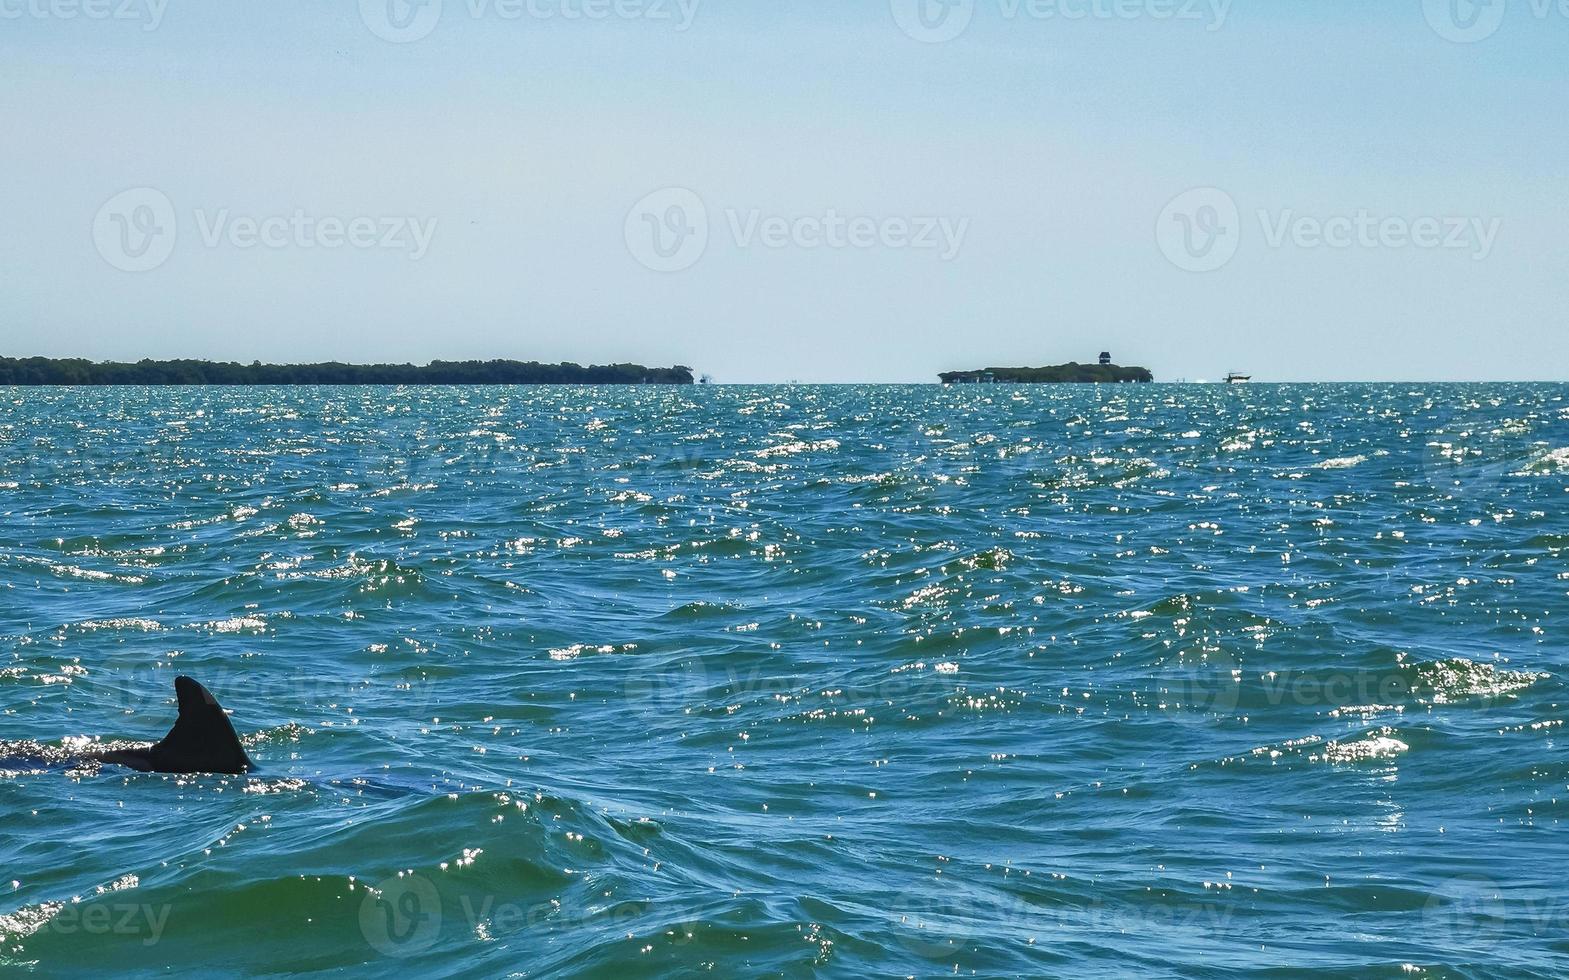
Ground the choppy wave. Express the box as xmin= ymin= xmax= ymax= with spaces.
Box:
xmin=1 ymin=383 xmax=1566 ymax=976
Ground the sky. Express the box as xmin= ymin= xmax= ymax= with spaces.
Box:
xmin=1 ymin=0 xmax=1566 ymax=382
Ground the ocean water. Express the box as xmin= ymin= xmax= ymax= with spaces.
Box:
xmin=0 ymin=383 xmax=1566 ymax=978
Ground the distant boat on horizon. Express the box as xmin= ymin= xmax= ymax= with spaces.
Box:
xmin=1225 ymin=372 xmax=1252 ymax=384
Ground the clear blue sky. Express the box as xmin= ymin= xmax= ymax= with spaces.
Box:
xmin=2 ymin=1 xmax=1565 ymax=381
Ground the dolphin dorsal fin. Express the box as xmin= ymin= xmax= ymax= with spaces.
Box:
xmin=148 ymin=676 xmax=254 ymax=774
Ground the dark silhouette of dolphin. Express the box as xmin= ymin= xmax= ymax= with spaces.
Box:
xmin=87 ymin=676 xmax=253 ymax=775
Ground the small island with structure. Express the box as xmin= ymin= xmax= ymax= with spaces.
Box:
xmin=0 ymin=357 xmax=696 ymax=386
xmin=940 ymin=352 xmax=1153 ymax=385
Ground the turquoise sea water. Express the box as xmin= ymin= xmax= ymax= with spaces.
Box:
xmin=1 ymin=383 xmax=1566 ymax=977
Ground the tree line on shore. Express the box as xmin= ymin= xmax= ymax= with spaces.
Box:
xmin=0 ymin=357 xmax=696 ymax=386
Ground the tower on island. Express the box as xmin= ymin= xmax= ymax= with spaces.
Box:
xmin=1099 ymin=351 xmax=1112 ymax=366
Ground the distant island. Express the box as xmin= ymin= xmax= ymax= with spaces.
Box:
xmin=940 ymin=361 xmax=1154 ymax=384
xmin=0 ymin=357 xmax=696 ymax=386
